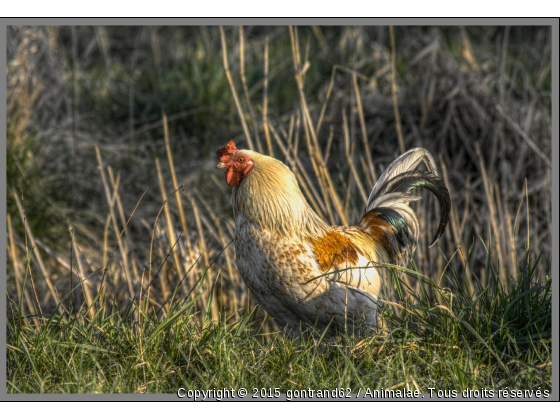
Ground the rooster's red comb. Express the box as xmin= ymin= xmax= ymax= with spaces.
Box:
xmin=217 ymin=140 xmax=237 ymax=163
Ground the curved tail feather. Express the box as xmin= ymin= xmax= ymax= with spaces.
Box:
xmin=361 ymin=149 xmax=450 ymax=265
xmin=366 ymin=147 xmax=439 ymax=210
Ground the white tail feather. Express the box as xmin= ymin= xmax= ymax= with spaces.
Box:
xmin=365 ymin=148 xmax=437 ymax=214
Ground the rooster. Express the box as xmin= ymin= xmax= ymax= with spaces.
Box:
xmin=217 ymin=140 xmax=450 ymax=335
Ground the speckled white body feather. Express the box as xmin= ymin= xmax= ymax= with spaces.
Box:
xmin=234 ymin=213 xmax=384 ymax=334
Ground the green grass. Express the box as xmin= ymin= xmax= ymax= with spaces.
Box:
xmin=6 ymin=25 xmax=552 ymax=396
xmin=7 ymin=241 xmax=551 ymax=394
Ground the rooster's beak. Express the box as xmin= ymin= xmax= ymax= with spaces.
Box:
xmin=216 ymin=162 xmax=227 ymax=169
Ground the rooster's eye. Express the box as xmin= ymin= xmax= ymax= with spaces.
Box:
xmin=238 ymin=157 xmax=245 ymax=163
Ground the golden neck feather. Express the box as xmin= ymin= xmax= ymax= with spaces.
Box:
xmin=232 ymin=152 xmax=328 ymax=238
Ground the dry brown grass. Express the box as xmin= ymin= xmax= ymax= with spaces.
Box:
xmin=7 ymin=26 xmax=551 ymax=328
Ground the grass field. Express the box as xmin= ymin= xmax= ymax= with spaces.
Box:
xmin=6 ymin=26 xmax=552 ymax=395
xmin=7 ymin=250 xmax=552 ymax=394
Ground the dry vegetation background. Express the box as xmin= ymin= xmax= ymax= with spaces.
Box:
xmin=6 ymin=26 xmax=552 ymax=326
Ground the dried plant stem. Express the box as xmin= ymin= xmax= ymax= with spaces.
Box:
xmin=302 ymin=114 xmax=332 ymax=219
xmin=476 ymin=143 xmax=505 ymax=282
xmin=162 ymin=113 xmax=195 ymax=271
xmin=7 ymin=214 xmax=38 ymax=325
xmin=195 ymin=193 xmax=236 ymax=298
xmin=204 ymin=239 xmax=235 ymax=318
xmin=220 ymin=26 xmax=254 ymax=150
xmin=268 ymin=122 xmax=326 ymax=220
xmin=353 ymin=72 xmax=376 ymax=187
xmin=69 ymin=226 xmax=96 ymax=318
xmin=503 ymin=195 xmax=517 ymax=277
xmin=439 ymin=157 xmax=473 ymax=291
xmin=239 ymin=26 xmax=263 ymax=154
xmin=289 ymin=26 xmax=348 ymax=225
xmin=95 ymin=145 xmax=135 ymax=298
xmin=12 ymin=189 xmax=62 ymax=309
xmin=107 ymin=167 xmax=127 ymax=239
xmin=525 ymin=179 xmax=530 ymax=252
xmin=263 ymin=37 xmax=274 ymax=157
xmin=315 ymin=65 xmax=337 ymax=138
xmin=289 ymin=26 xmax=324 ymax=164
xmin=187 ymin=192 xmax=219 ymax=322
xmin=155 ymin=158 xmax=182 ymax=303
xmin=389 ymin=26 xmax=405 ymax=154
xmin=102 ymin=214 xmax=111 ymax=277
xmin=107 ymin=167 xmax=141 ymax=283
xmin=343 ymin=110 xmax=368 ymax=205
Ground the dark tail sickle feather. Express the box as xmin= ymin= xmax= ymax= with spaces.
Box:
xmin=363 ymin=169 xmax=451 ymax=261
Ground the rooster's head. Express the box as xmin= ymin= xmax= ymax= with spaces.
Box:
xmin=216 ymin=141 xmax=255 ymax=187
